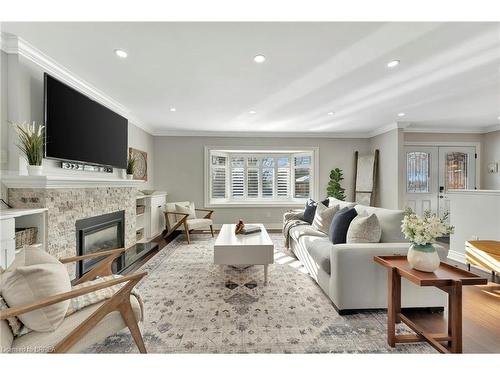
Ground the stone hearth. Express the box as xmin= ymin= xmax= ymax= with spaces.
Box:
xmin=8 ymin=187 xmax=137 ymax=278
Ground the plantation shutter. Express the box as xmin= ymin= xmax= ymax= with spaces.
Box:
xmin=211 ymin=154 xmax=227 ymax=199
xmin=277 ymin=157 xmax=291 ymax=197
xmin=293 ymin=153 xmax=312 ymax=198
xmin=230 ymin=157 xmax=245 ymax=197
xmin=247 ymin=157 xmax=259 ymax=198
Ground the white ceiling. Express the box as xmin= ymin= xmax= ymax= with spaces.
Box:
xmin=2 ymin=22 xmax=500 ymax=135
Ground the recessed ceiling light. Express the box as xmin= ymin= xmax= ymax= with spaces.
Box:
xmin=498 ymin=116 xmax=500 ymax=120
xmin=114 ymin=49 xmax=128 ymax=58
xmin=253 ymin=55 xmax=266 ymax=63
xmin=397 ymin=112 xmax=406 ymax=117
xmin=327 ymin=112 xmax=335 ymax=116
xmin=249 ymin=110 xmax=257 ymax=115
xmin=170 ymin=107 xmax=176 ymax=112
xmin=387 ymin=60 xmax=400 ymax=68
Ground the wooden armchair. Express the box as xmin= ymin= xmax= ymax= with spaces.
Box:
xmin=163 ymin=201 xmax=214 ymax=244
xmin=0 ymin=248 xmax=147 ymax=353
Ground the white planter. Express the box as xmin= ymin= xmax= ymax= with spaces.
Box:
xmin=126 ymin=174 xmax=134 ymax=180
xmin=27 ymin=165 xmax=43 ymax=176
xmin=407 ymin=243 xmax=440 ymax=272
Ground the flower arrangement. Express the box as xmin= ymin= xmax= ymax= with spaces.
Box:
xmin=401 ymin=208 xmax=454 ymax=245
xmin=14 ymin=122 xmax=45 ymax=166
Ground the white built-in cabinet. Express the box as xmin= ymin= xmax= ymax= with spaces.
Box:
xmin=0 ymin=208 xmax=48 ymax=270
xmin=136 ymin=192 xmax=167 ymax=243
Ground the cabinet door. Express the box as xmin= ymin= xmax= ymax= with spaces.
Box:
xmin=150 ymin=197 xmax=166 ymax=237
xmin=1 ymin=240 xmax=16 ymax=269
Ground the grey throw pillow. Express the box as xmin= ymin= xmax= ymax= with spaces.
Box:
xmin=312 ymin=203 xmax=339 ymax=234
xmin=346 ymin=213 xmax=382 ymax=243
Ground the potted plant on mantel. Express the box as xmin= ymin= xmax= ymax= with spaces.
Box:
xmin=14 ymin=122 xmax=45 ymax=176
xmin=126 ymin=156 xmax=136 ymax=180
xmin=401 ymin=208 xmax=454 ymax=272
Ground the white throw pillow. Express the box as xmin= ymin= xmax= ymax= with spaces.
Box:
xmin=346 ymin=213 xmax=382 ymax=243
xmin=174 ymin=202 xmax=196 ymax=221
xmin=312 ymin=203 xmax=339 ymax=234
xmin=2 ymin=261 xmax=71 ymax=332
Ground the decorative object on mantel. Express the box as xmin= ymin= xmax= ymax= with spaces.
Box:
xmin=401 ymin=208 xmax=454 ymax=272
xmin=326 ymin=168 xmax=346 ymax=200
xmin=13 ymin=121 xmax=45 ymax=176
xmin=129 ymin=147 xmax=148 ymax=181
xmin=140 ymin=189 xmax=156 ymax=195
xmin=487 ymin=162 xmax=498 ymax=174
xmin=126 ymin=156 xmax=136 ymax=180
xmin=353 ymin=150 xmax=379 ymax=206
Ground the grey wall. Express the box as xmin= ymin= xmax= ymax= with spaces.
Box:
xmin=482 ymin=129 xmax=500 ymax=189
xmin=153 ymin=136 xmax=370 ymax=226
xmin=0 ymin=52 xmax=155 ymax=192
xmin=369 ymin=128 xmax=403 ymax=209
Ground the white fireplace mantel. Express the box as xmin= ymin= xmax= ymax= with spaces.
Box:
xmin=1 ymin=174 xmax=145 ymax=189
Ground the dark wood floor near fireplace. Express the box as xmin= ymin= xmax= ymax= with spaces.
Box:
xmin=124 ymin=230 xmax=500 ymax=354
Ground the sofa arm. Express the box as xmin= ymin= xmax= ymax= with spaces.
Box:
xmin=283 ymin=209 xmax=304 ymax=223
xmin=328 ymin=242 xmax=448 ymax=310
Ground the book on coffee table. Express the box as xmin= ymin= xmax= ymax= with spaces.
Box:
xmin=240 ymin=225 xmax=262 ymax=235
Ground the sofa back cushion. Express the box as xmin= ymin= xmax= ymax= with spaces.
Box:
xmin=354 ymin=205 xmax=406 ymax=243
xmin=328 ymin=197 xmax=356 ymax=211
xmin=329 ymin=207 xmax=358 ymax=244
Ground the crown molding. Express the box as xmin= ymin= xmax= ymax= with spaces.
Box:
xmin=403 ymin=125 xmax=499 ymax=134
xmin=150 ymin=129 xmax=373 ymax=138
xmin=0 ymin=33 xmax=153 ymax=135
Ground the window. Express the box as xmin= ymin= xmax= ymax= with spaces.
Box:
xmin=206 ymin=148 xmax=317 ymax=206
xmin=406 ymin=151 xmax=430 ymax=193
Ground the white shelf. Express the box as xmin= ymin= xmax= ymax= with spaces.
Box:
xmin=136 ymin=226 xmax=144 ymax=231
xmin=1 ymin=174 xmax=146 ymax=189
xmin=0 ymin=208 xmax=48 ymax=220
xmin=136 ymin=213 xmax=144 ymax=218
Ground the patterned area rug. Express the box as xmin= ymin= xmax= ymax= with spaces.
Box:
xmin=86 ymin=233 xmax=434 ymax=353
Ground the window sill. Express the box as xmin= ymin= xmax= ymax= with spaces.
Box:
xmin=206 ymin=199 xmax=307 ymax=208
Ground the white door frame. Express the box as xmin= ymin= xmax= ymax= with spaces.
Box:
xmin=403 ymin=141 xmax=481 ymax=190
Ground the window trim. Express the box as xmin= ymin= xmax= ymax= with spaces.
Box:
xmin=204 ymin=146 xmax=319 ymax=208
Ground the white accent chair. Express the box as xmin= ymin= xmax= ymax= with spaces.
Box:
xmin=163 ymin=201 xmax=214 ymax=243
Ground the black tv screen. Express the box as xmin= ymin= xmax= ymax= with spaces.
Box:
xmin=44 ymin=73 xmax=128 ymax=169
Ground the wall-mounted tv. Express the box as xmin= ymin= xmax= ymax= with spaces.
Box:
xmin=44 ymin=73 xmax=128 ymax=169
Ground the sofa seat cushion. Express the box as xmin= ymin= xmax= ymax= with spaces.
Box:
xmin=289 ymin=225 xmax=327 ymax=242
xmin=10 ymin=294 xmax=143 ymax=353
xmin=354 ymin=205 xmax=406 ymax=243
xmin=298 ymin=236 xmax=333 ymax=275
xmin=186 ymin=218 xmax=212 ymax=230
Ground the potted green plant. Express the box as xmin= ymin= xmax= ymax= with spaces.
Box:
xmin=14 ymin=122 xmax=45 ymax=176
xmin=401 ymin=208 xmax=454 ymax=272
xmin=126 ymin=157 xmax=136 ymax=180
xmin=326 ymin=168 xmax=346 ymax=200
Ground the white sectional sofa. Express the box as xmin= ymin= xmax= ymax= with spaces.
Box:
xmin=284 ymin=198 xmax=448 ymax=314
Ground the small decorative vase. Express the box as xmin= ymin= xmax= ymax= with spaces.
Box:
xmin=407 ymin=243 xmax=440 ymax=272
xmin=27 ymin=165 xmax=43 ymax=176
xmin=126 ymin=174 xmax=134 ymax=180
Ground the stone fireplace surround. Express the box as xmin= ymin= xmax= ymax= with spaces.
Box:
xmin=7 ymin=180 xmax=139 ymax=278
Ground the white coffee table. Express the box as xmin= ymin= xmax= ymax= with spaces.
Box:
xmin=214 ymin=224 xmax=274 ymax=284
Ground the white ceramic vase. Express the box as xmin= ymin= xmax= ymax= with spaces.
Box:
xmin=126 ymin=174 xmax=134 ymax=180
xmin=27 ymin=165 xmax=43 ymax=176
xmin=407 ymin=243 xmax=440 ymax=272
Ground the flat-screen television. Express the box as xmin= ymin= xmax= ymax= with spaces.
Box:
xmin=44 ymin=73 xmax=128 ymax=169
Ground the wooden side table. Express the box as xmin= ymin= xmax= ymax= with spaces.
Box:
xmin=374 ymin=255 xmax=487 ymax=353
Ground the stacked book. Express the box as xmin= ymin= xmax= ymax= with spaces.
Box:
xmin=240 ymin=225 xmax=262 ymax=235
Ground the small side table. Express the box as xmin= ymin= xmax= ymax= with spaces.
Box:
xmin=374 ymin=255 xmax=487 ymax=354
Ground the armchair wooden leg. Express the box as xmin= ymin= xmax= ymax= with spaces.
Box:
xmin=118 ymin=299 xmax=147 ymax=353
xmin=210 ymin=225 xmax=214 ymax=237
xmin=183 ymin=221 xmax=191 ymax=244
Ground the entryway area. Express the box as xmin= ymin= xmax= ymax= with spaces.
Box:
xmin=404 ymin=145 xmax=477 ymax=217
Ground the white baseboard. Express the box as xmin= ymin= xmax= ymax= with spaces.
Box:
xmin=212 ymin=223 xmax=282 ymax=231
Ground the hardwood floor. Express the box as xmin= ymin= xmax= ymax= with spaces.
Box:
xmin=404 ymin=282 xmax=500 ymax=353
xmin=129 ymin=230 xmax=499 ymax=354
